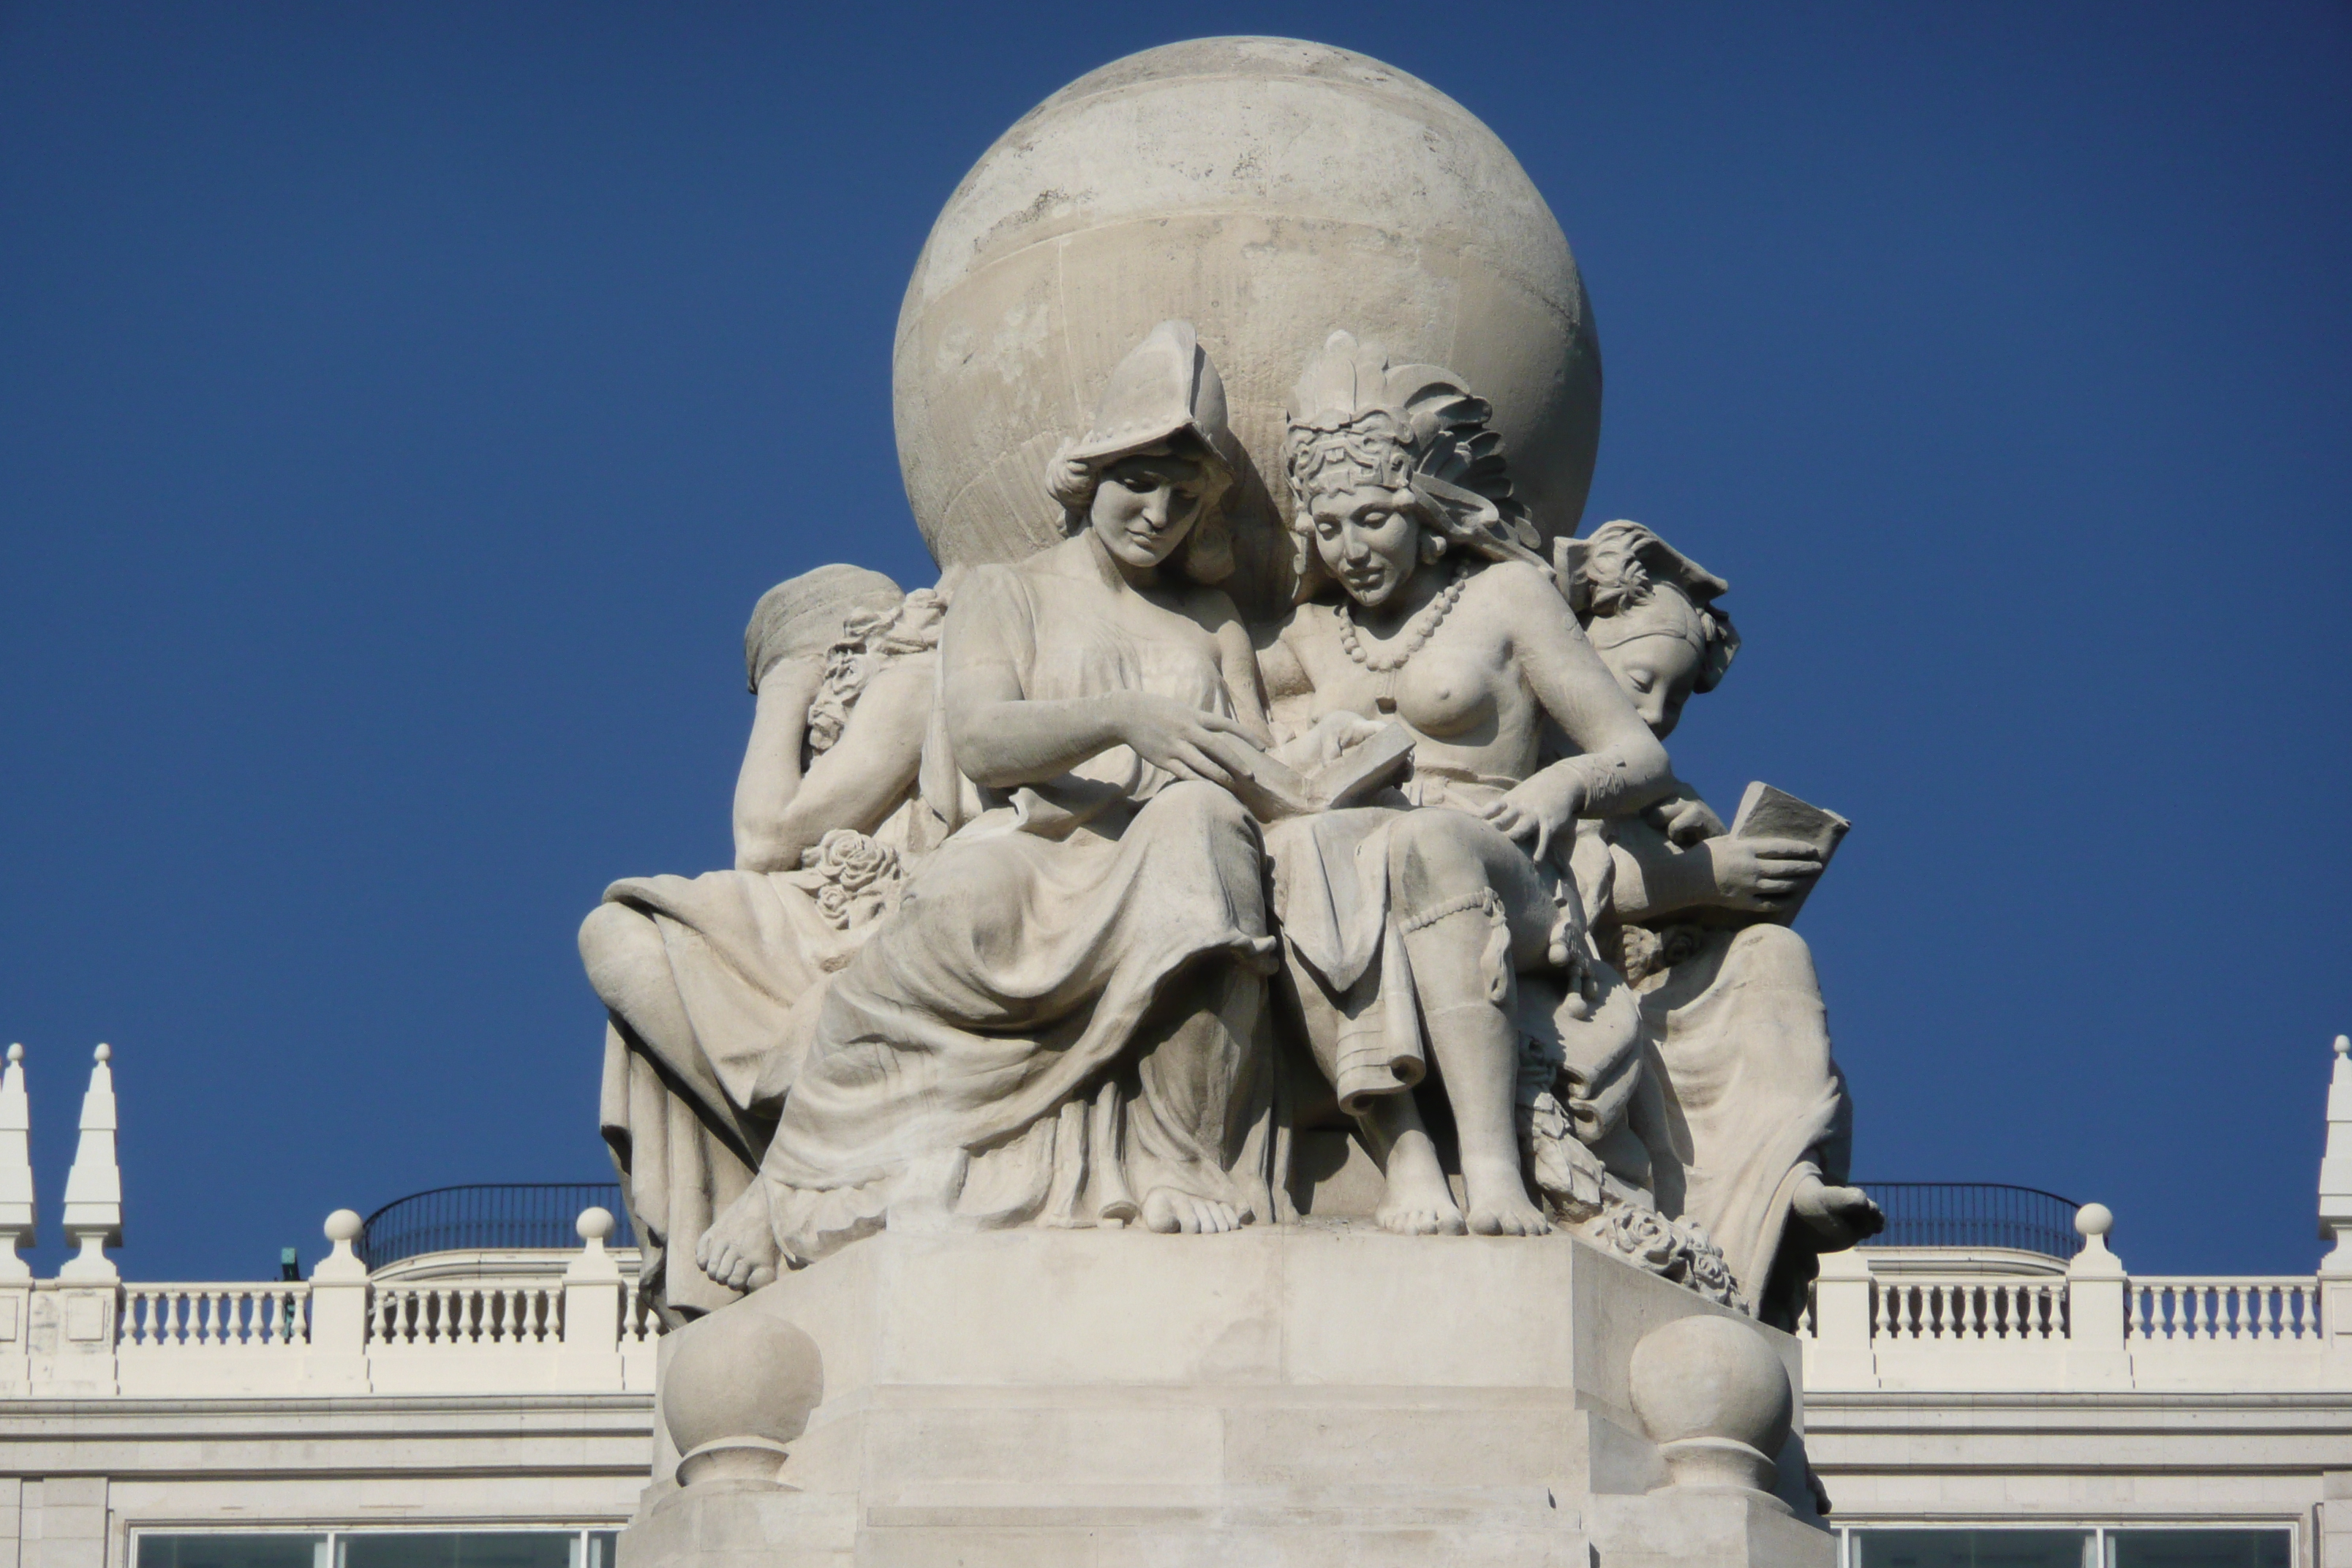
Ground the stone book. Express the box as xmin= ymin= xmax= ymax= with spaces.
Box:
xmin=1222 ymin=720 xmax=1416 ymax=823
xmin=1728 ymin=781 xmax=1850 ymax=924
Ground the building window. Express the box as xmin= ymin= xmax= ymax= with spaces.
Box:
xmin=1847 ymin=1528 xmax=2294 ymax=1568
xmin=136 ymin=1532 xmax=619 ymax=1568
xmin=136 ymin=1539 xmax=328 ymax=1568
xmin=2108 ymin=1532 xmax=2291 ymax=1568
xmin=1855 ymin=1528 xmax=2097 ymax=1568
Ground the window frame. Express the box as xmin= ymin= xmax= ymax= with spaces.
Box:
xmin=1837 ymin=1521 xmax=2304 ymax=1568
xmin=129 ymin=1526 xmax=626 ymax=1568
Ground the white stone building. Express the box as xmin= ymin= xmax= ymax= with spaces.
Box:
xmin=0 ymin=1035 xmax=2345 ymax=1568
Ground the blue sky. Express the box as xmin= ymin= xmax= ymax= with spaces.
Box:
xmin=3 ymin=3 xmax=2346 ymax=1281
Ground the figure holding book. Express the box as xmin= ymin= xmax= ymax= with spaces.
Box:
xmin=1569 ymin=519 xmax=1883 ymax=1328
xmin=1256 ymin=333 xmax=1673 ymax=1238
xmin=691 ymin=321 xmax=1294 ymax=1289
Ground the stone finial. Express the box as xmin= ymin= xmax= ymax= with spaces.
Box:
xmin=1627 ymin=1315 xmax=1794 ymax=1504
xmin=0 ymin=1045 xmax=34 ymax=1281
xmin=2067 ymin=1201 xmax=2125 ymax=1278
xmin=58 ymin=1043 xmax=121 ymax=1281
xmin=564 ymin=1205 xmax=622 ymax=1284
xmin=2319 ymin=1035 xmax=2352 ymax=1272
xmin=662 ymin=1303 xmax=825 ymax=1489
xmin=313 ymin=1207 xmax=368 ymax=1282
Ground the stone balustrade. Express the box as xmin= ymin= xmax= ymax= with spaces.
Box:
xmin=0 ymin=1205 xmax=656 ymax=1400
xmin=1802 ymin=1199 xmax=2352 ymax=1392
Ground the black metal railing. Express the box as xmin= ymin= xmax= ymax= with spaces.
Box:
xmin=1856 ymin=1182 xmax=2081 ymax=1259
xmin=359 ymin=1183 xmax=634 ymax=1267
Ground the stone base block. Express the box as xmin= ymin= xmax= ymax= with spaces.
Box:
xmin=618 ymin=1224 xmax=1829 ymax=1568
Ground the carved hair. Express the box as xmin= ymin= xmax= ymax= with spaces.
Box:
xmin=1281 ymin=331 xmax=1545 ymax=590
xmin=1561 ymin=519 xmax=1738 ymax=694
xmin=804 ymin=588 xmax=949 ymax=758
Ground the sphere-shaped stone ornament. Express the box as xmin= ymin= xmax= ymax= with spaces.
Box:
xmin=893 ymin=36 xmax=1601 ymax=617
xmin=660 ymin=1299 xmax=824 ymax=1488
xmin=1628 ymin=1313 xmax=1793 ymax=1499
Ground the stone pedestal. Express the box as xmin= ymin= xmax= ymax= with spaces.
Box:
xmin=618 ymin=1224 xmax=1831 ymax=1568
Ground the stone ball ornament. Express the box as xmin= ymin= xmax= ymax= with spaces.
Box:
xmin=659 ymin=1299 xmax=825 ymax=1488
xmin=892 ymin=35 xmax=1602 ymax=617
xmin=1628 ymin=1313 xmax=1795 ymax=1500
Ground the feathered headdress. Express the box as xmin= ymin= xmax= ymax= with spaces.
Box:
xmin=1282 ymin=331 xmax=1546 ymax=578
xmin=1558 ymin=519 xmax=1739 ymax=693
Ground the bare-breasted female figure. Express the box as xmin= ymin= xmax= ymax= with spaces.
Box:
xmin=1258 ymin=333 xmax=1673 ymax=1237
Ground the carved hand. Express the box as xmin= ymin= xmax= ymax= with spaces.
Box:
xmin=1269 ymin=709 xmax=1389 ymax=773
xmin=1643 ymin=789 xmax=1726 ymax=847
xmin=1702 ymin=835 xmax=1823 ymax=912
xmin=1477 ymin=769 xmax=1583 ymax=863
xmin=1114 ymin=691 xmax=1269 ymax=791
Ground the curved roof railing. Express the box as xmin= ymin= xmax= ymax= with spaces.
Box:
xmin=358 ymin=1182 xmax=633 ymax=1268
xmin=1856 ymin=1181 xmax=2082 ymax=1259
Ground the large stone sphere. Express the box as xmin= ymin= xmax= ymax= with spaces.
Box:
xmin=893 ymin=36 xmax=1601 ymax=617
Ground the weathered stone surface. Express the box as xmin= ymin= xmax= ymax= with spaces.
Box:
xmin=618 ymin=1227 xmax=1828 ymax=1568
xmin=892 ymin=36 xmax=1601 ymax=617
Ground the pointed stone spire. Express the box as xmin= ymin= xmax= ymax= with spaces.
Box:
xmin=2320 ymin=1035 xmax=2352 ymax=1274
xmin=0 ymin=1047 xmax=33 ymax=1281
xmin=59 ymin=1044 xmax=121 ymax=1282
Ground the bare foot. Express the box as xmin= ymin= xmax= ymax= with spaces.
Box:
xmin=1142 ymin=1187 xmax=1243 ymax=1235
xmin=1375 ymin=1145 xmax=1468 ymax=1236
xmin=1463 ymin=1159 xmax=1553 ymax=1237
xmin=695 ymin=1186 xmax=781 ymax=1292
xmin=1791 ymin=1175 xmax=1884 ymax=1249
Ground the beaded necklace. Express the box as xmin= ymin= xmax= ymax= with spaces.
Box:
xmin=1337 ymin=558 xmax=1471 ymax=712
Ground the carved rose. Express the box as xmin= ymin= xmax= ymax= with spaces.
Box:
xmin=1584 ymin=1200 xmax=1746 ymax=1311
xmin=1684 ymin=1238 xmax=1738 ymax=1306
xmin=789 ymin=829 xmax=903 ymax=931
xmin=1600 ymin=1205 xmax=1681 ymax=1271
xmin=810 ymin=828 xmax=895 ymax=892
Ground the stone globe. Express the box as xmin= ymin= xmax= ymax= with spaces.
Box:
xmin=893 ymin=36 xmax=1601 ymax=618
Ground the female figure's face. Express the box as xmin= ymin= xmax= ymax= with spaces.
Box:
xmin=1089 ymin=451 xmax=1207 ymax=571
xmin=1308 ymin=484 xmax=1424 ymax=608
xmin=1596 ymin=633 xmax=1703 ymax=739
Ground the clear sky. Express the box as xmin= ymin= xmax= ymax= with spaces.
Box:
xmin=3 ymin=3 xmax=2346 ymax=1282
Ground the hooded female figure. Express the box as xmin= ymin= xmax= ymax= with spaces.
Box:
xmin=695 ymin=322 xmax=1287 ymax=1289
xmin=1256 ymin=333 xmax=1673 ymax=1239
xmin=1569 ymin=519 xmax=1882 ymax=1327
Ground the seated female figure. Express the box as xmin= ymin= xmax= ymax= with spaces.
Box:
xmin=696 ymin=321 xmax=1286 ymax=1290
xmin=578 ymin=565 xmax=946 ymax=1317
xmin=1257 ymin=333 xmax=1673 ymax=1237
xmin=1567 ymin=519 xmax=1882 ymax=1327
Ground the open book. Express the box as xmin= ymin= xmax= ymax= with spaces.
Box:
xmin=1726 ymin=781 xmax=1850 ymax=925
xmin=1224 ymin=722 xmax=1415 ymax=823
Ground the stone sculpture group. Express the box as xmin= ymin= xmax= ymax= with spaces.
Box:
xmin=580 ymin=309 xmax=1880 ymax=1330
xmin=575 ymin=42 xmax=1885 ymax=1558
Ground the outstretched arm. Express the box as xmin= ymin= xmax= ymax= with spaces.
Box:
xmin=1478 ymin=568 xmax=1673 ymax=851
xmin=1608 ymin=827 xmax=1825 ymax=921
